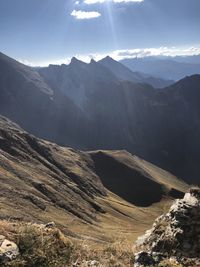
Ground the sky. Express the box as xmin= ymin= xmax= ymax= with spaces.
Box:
xmin=0 ymin=0 xmax=200 ymax=66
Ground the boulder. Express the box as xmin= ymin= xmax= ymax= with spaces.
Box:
xmin=45 ymin=221 xmax=56 ymax=228
xmin=0 ymin=238 xmax=19 ymax=262
xmin=134 ymin=251 xmax=156 ymax=266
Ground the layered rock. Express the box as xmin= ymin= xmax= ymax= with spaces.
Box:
xmin=135 ymin=187 xmax=200 ymax=265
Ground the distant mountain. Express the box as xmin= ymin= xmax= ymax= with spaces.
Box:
xmin=1 ymin=52 xmax=200 ymax=185
xmin=98 ymin=56 xmax=173 ymax=88
xmin=171 ymin=54 xmax=200 ymax=64
xmin=38 ymin=57 xmax=118 ymax=108
xmin=99 ymin=56 xmax=144 ymax=83
xmin=0 ymin=116 xmax=187 ymax=237
xmin=38 ymin=57 xmax=173 ymax=106
xmin=121 ymin=56 xmax=200 ymax=81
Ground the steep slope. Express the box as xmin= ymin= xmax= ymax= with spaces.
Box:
xmin=152 ymin=75 xmax=200 ymax=183
xmin=0 ymin=116 xmax=106 ymax=224
xmin=0 ymin=116 xmax=188 ymax=242
xmin=99 ymin=56 xmax=143 ymax=83
xmin=99 ymin=56 xmax=173 ymax=88
xmin=121 ymin=57 xmax=200 ymax=81
xmin=0 ymin=52 xmax=88 ymax=147
xmin=38 ymin=57 xmax=118 ymax=107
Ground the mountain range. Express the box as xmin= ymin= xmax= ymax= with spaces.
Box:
xmin=121 ymin=55 xmax=200 ymax=81
xmin=0 ymin=52 xmax=200 ymax=185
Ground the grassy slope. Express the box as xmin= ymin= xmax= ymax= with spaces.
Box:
xmin=0 ymin=116 xmax=189 ymax=246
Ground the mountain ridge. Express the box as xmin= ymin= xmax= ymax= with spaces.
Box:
xmin=121 ymin=56 xmax=200 ymax=81
xmin=0 ymin=52 xmax=200 ymax=184
xmin=98 ymin=56 xmax=174 ymax=88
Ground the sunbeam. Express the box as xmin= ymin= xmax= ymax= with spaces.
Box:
xmin=104 ymin=1 xmax=119 ymax=49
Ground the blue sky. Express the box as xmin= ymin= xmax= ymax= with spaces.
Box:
xmin=0 ymin=0 xmax=200 ymax=65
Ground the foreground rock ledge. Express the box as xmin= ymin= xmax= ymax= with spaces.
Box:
xmin=134 ymin=187 xmax=200 ymax=266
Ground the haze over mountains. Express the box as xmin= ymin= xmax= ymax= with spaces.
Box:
xmin=0 ymin=51 xmax=200 ymax=186
xmin=121 ymin=55 xmax=200 ymax=81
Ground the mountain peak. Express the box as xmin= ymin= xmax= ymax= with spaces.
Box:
xmin=101 ymin=55 xmax=115 ymax=62
xmin=70 ymin=57 xmax=85 ymax=65
xmin=90 ymin=58 xmax=96 ymax=64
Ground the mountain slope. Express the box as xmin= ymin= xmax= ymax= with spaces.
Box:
xmin=89 ymin=150 xmax=187 ymax=206
xmin=0 ymin=52 xmax=89 ymax=147
xmin=99 ymin=56 xmax=173 ymax=88
xmin=0 ymin=116 xmax=188 ymax=242
xmin=38 ymin=57 xmax=118 ymax=107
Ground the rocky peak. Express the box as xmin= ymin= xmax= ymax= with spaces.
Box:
xmin=70 ymin=57 xmax=85 ymax=65
xmin=134 ymin=188 xmax=200 ymax=266
xmin=90 ymin=58 xmax=96 ymax=64
xmin=103 ymin=55 xmax=114 ymax=62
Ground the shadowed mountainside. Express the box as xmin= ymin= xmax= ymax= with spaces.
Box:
xmin=0 ymin=52 xmax=88 ymax=147
xmin=99 ymin=56 xmax=173 ymax=88
xmin=89 ymin=150 xmax=186 ymax=206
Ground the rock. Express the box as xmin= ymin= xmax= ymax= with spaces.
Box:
xmin=134 ymin=251 xmax=156 ymax=266
xmin=152 ymin=252 xmax=165 ymax=263
xmin=45 ymin=221 xmax=56 ymax=228
xmin=134 ymin=188 xmax=200 ymax=264
xmin=0 ymin=235 xmax=5 ymax=246
xmin=0 ymin=239 xmax=19 ymax=262
xmin=85 ymin=260 xmax=100 ymax=266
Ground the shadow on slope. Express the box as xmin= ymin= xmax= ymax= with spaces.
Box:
xmin=90 ymin=151 xmax=187 ymax=207
xmin=90 ymin=151 xmax=162 ymax=207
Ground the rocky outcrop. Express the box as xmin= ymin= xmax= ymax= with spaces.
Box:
xmin=134 ymin=187 xmax=200 ymax=266
xmin=0 ymin=235 xmax=19 ymax=263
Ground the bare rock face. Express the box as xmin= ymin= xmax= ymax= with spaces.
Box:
xmin=135 ymin=188 xmax=200 ymax=265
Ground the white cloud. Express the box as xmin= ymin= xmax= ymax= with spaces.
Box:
xmin=110 ymin=47 xmax=200 ymax=60
xmin=18 ymin=46 xmax=200 ymax=67
xmin=71 ymin=10 xmax=101 ymax=19
xmin=84 ymin=0 xmax=143 ymax=4
xmin=84 ymin=0 xmax=105 ymax=3
xmin=113 ymin=0 xmax=144 ymax=2
xmin=75 ymin=1 xmax=80 ymax=4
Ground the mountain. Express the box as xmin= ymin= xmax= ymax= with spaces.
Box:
xmin=121 ymin=57 xmax=200 ymax=81
xmin=38 ymin=57 xmax=118 ymax=108
xmin=1 ymin=52 xmax=200 ymax=185
xmin=0 ymin=115 xmax=188 ymax=241
xmin=172 ymin=54 xmax=200 ymax=64
xmin=0 ymin=52 xmax=89 ymax=147
xmin=98 ymin=56 xmax=174 ymax=88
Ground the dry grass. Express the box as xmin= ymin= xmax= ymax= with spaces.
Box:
xmin=0 ymin=220 xmax=136 ymax=267
xmin=0 ymin=220 xmax=191 ymax=267
xmin=0 ymin=221 xmax=73 ymax=267
xmin=158 ymin=259 xmax=183 ymax=267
